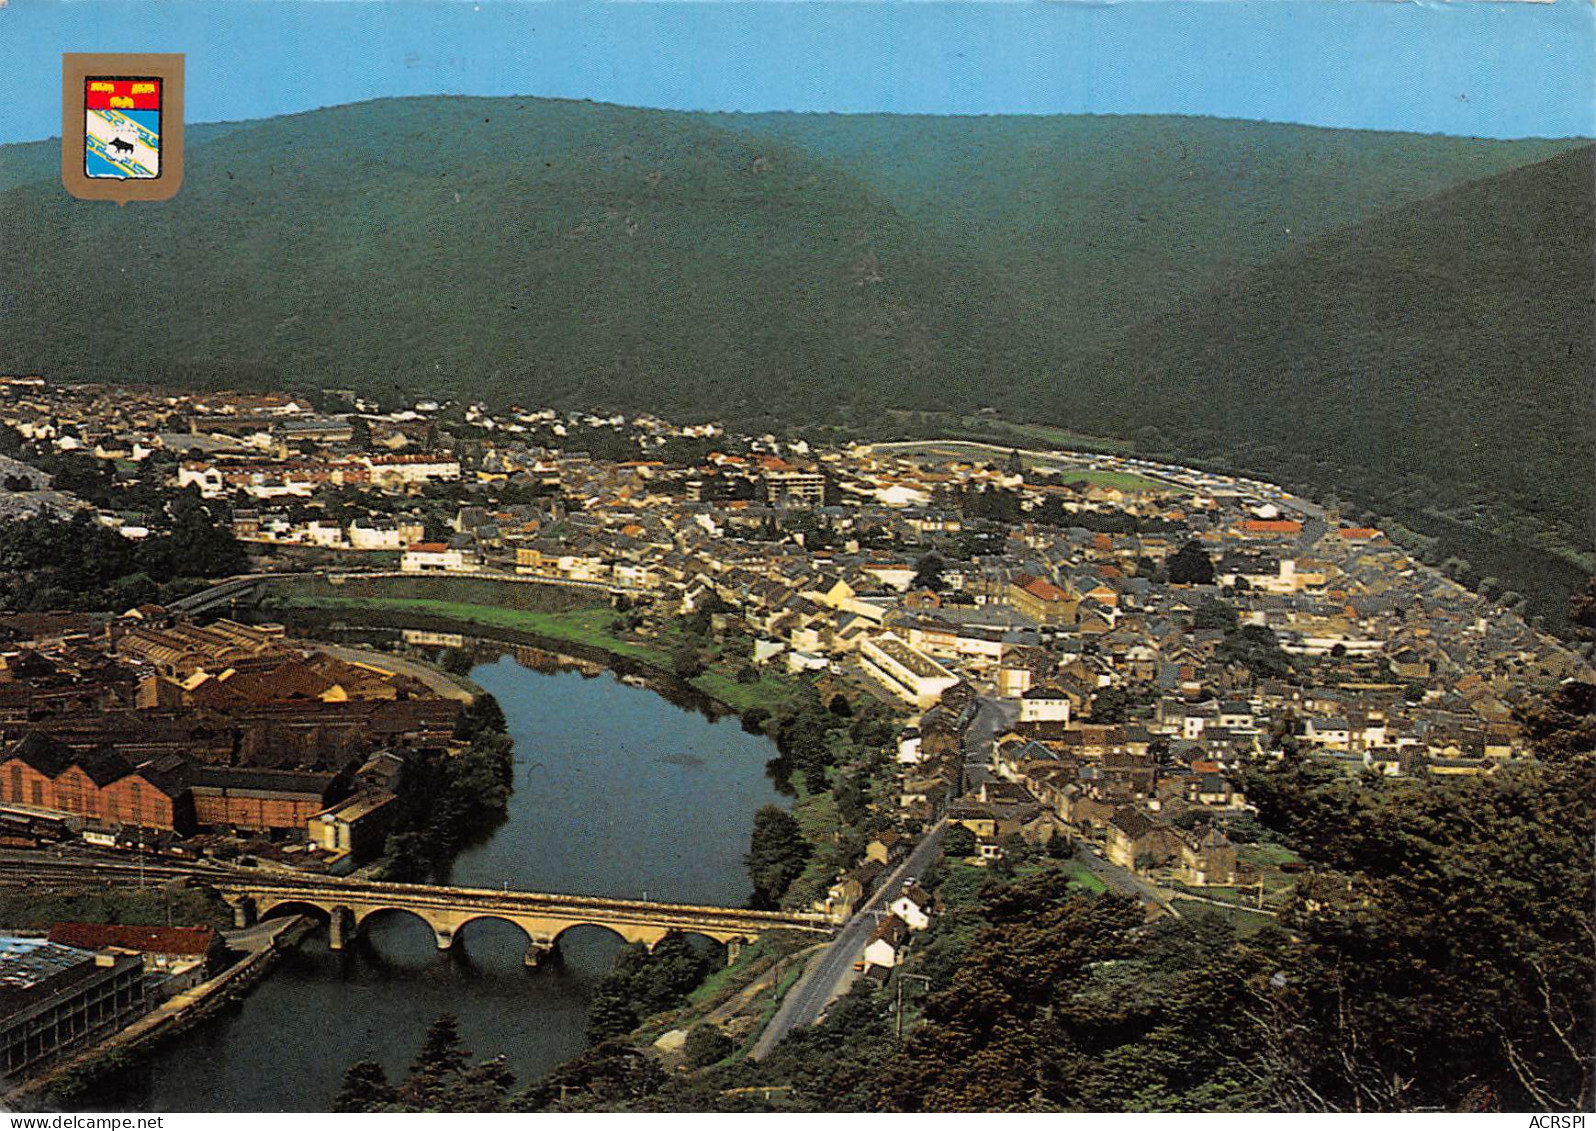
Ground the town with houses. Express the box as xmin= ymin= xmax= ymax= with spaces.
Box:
xmin=0 ymin=373 xmax=1591 ymax=1069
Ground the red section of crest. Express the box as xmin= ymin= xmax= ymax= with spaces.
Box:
xmin=85 ymin=79 xmax=161 ymax=111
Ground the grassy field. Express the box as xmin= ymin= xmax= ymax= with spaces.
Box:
xmin=276 ymin=594 xmax=670 ymax=664
xmin=689 ymin=667 xmax=795 ymax=717
xmin=1037 ymin=467 xmax=1177 ymax=493
xmin=1060 ymin=859 xmax=1108 ymax=893
xmin=1170 ymin=898 xmax=1278 ymax=936
xmin=271 ymin=591 xmax=805 ymax=719
xmin=1238 ymin=842 xmax=1303 ymax=868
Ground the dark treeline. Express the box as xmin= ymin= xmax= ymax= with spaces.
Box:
xmin=381 ymin=693 xmax=515 ymax=883
xmin=0 ymin=505 xmax=247 ymax=612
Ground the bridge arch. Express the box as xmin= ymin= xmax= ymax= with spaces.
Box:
xmin=355 ymin=905 xmax=450 ymax=953
xmin=675 ymin=929 xmax=742 ymax=962
xmin=450 ymin=913 xmax=558 ymax=969
xmin=255 ymin=897 xmax=333 ymax=926
xmin=550 ymin=921 xmax=671 ymax=952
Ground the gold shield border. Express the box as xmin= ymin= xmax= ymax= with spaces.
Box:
xmin=62 ymin=53 xmax=185 ymax=203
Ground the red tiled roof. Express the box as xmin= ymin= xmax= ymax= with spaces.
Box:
xmin=49 ymin=922 xmax=218 ymax=956
xmin=1022 ymin=577 xmax=1071 ymax=603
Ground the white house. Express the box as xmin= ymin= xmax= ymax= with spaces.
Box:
xmin=863 ymin=914 xmax=910 ymax=969
xmin=305 ymin=521 xmax=347 ymax=548
xmin=888 ymin=884 xmax=933 ymax=931
xmin=348 ymin=520 xmax=403 ymax=551
xmin=401 ymin=542 xmax=465 ymax=573
xmin=1018 ymin=684 xmax=1072 ymax=724
xmin=177 ymin=463 xmax=225 ymax=498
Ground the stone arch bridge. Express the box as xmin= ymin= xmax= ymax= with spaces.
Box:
xmin=216 ymin=875 xmax=836 ymax=967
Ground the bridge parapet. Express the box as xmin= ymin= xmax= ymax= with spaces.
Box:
xmin=214 ymin=876 xmax=835 ymax=964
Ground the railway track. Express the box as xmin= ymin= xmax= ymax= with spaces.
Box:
xmin=0 ymin=852 xmax=224 ymax=887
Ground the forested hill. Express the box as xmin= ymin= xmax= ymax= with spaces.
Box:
xmin=0 ymin=97 xmax=1574 ymax=412
xmin=717 ymin=112 xmax=1578 ymax=358
xmin=1056 ymin=144 xmax=1595 ymax=625
xmin=0 ymin=97 xmax=1588 ymax=620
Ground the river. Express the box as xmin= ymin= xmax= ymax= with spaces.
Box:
xmin=70 ymin=649 xmax=786 ymax=1112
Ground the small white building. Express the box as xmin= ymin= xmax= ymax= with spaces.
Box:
xmin=348 ymin=520 xmax=403 ymax=551
xmin=863 ymin=913 xmax=910 ymax=969
xmin=305 ymin=521 xmax=347 ymax=548
xmin=401 ymin=542 xmax=465 ymax=573
xmin=176 ymin=463 xmax=225 ymax=498
xmin=1018 ymin=684 xmax=1072 ymax=725
xmin=888 ymin=884 xmax=933 ymax=931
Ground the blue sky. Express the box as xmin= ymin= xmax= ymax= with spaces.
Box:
xmin=2 ymin=0 xmax=1592 ymax=144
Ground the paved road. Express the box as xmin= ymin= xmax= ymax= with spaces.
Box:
xmin=1072 ymin=842 xmax=1172 ymax=911
xmin=963 ymin=695 xmax=1018 ymax=790
xmin=752 ymin=819 xmax=947 ymax=1060
xmin=310 ymin=641 xmax=476 ymax=702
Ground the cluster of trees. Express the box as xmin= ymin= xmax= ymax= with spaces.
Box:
xmin=1235 ymin=735 xmax=1593 ymax=1111
xmin=382 ymin=693 xmax=515 ymax=882
xmin=1087 ymin=682 xmax=1161 ymax=724
xmin=0 ymin=502 xmax=247 ymax=612
xmin=335 ymin=1015 xmax=519 ymax=1113
xmin=744 ymin=806 xmax=812 ymax=908
xmin=1192 ymin=595 xmax=1239 ymax=631
xmin=585 ymin=931 xmax=717 ymax=1045
xmin=748 ymin=682 xmax=893 ymax=798
xmin=1166 ymin=539 xmax=1215 ymax=586
xmin=1217 ymin=623 xmax=1300 ymax=682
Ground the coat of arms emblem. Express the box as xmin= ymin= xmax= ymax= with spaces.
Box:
xmin=62 ymin=53 xmax=183 ymax=202
xmin=84 ymin=77 xmax=162 ymax=179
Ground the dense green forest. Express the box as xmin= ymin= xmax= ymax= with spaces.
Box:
xmin=1 ymin=98 xmax=1589 ymax=624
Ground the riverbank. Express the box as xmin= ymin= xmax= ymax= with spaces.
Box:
xmin=307 ymin=640 xmax=477 ymax=703
xmin=261 ymin=594 xmax=796 ymax=720
xmin=4 ymin=916 xmax=316 ymax=1110
xmin=273 ymin=605 xmax=891 ymax=917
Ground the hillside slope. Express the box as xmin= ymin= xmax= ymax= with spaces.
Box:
xmin=0 ymin=98 xmax=1015 ymax=417
xmin=1 ymin=98 xmax=1575 ymax=414
xmin=1058 ymin=145 xmax=1595 ymax=620
xmin=724 ymin=112 xmax=1577 ymax=356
